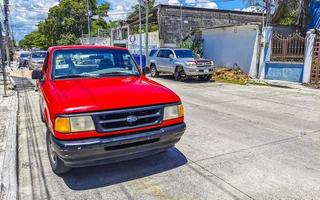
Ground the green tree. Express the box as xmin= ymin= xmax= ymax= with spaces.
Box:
xmin=128 ymin=0 xmax=155 ymax=20
xmin=57 ymin=33 xmax=79 ymax=45
xmin=243 ymin=0 xmax=309 ymax=26
xmin=19 ymin=0 xmax=110 ymax=49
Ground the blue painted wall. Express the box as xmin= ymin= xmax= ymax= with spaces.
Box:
xmin=265 ymin=62 xmax=304 ymax=82
xmin=309 ymin=0 xmax=320 ymax=29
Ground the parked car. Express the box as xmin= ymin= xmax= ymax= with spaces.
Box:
xmin=18 ymin=52 xmax=31 ymax=68
xmin=29 ymin=51 xmax=47 ymax=70
xmin=148 ymin=48 xmax=215 ymax=81
xmin=32 ymin=45 xmax=186 ymax=174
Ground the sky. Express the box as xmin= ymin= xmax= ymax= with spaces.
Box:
xmin=4 ymin=0 xmax=251 ymax=42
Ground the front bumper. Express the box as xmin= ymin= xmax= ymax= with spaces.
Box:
xmin=51 ymin=123 xmax=186 ymax=168
xmin=184 ymin=66 xmax=215 ymax=76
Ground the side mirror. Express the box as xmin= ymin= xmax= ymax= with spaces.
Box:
xmin=169 ymin=54 xmax=174 ymax=60
xmin=143 ymin=67 xmax=150 ymax=75
xmin=32 ymin=70 xmax=43 ymax=80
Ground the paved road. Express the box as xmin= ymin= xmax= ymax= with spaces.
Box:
xmin=17 ymin=75 xmax=320 ymax=200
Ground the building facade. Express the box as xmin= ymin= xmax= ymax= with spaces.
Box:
xmin=156 ymin=5 xmax=263 ymax=46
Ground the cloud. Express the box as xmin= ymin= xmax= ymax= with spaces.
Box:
xmin=11 ymin=0 xmax=59 ymax=41
xmin=13 ymin=0 xmax=219 ymax=42
xmin=185 ymin=0 xmax=218 ymax=9
xmin=235 ymin=6 xmax=264 ymax=13
xmin=106 ymin=0 xmax=137 ymax=21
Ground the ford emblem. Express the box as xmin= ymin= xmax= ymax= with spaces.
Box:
xmin=126 ymin=115 xmax=138 ymax=123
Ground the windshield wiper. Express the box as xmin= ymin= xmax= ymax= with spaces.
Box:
xmin=98 ymin=72 xmax=138 ymax=77
xmin=55 ymin=73 xmax=100 ymax=80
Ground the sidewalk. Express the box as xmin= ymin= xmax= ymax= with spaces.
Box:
xmin=264 ymin=79 xmax=320 ymax=92
xmin=0 ymin=85 xmax=18 ymax=200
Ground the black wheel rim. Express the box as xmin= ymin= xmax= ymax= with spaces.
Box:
xmin=174 ymin=71 xmax=180 ymax=80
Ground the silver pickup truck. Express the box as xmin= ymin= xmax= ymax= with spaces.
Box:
xmin=148 ymin=48 xmax=215 ymax=81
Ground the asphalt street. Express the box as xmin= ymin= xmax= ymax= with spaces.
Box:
xmin=16 ymin=75 xmax=320 ymax=200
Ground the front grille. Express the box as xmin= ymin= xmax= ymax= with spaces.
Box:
xmin=197 ymin=65 xmax=212 ymax=68
xmin=195 ymin=61 xmax=211 ymax=67
xmin=92 ymin=105 xmax=163 ymax=133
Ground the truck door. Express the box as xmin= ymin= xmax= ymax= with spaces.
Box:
xmin=162 ymin=50 xmax=175 ymax=73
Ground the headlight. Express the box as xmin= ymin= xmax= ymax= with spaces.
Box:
xmin=210 ymin=61 xmax=215 ymax=66
xmin=55 ymin=116 xmax=95 ymax=133
xmin=186 ymin=61 xmax=197 ymax=68
xmin=163 ymin=104 xmax=184 ymax=121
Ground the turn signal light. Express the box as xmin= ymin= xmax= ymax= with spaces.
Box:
xmin=54 ymin=117 xmax=71 ymax=133
xmin=178 ymin=104 xmax=184 ymax=117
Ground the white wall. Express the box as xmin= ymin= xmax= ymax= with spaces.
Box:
xmin=259 ymin=26 xmax=273 ymax=79
xmin=80 ymin=37 xmax=111 ymax=46
xmin=127 ymin=31 xmax=160 ymax=55
xmin=203 ymin=25 xmax=260 ymax=77
xmin=303 ymin=30 xmax=316 ymax=83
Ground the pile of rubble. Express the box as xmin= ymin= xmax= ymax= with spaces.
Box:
xmin=213 ymin=67 xmax=251 ymax=83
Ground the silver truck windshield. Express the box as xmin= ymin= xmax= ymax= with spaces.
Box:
xmin=174 ymin=50 xmax=195 ymax=58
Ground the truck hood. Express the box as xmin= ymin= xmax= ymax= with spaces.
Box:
xmin=49 ymin=76 xmax=180 ymax=114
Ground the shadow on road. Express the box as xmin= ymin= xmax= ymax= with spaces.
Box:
xmin=10 ymin=76 xmax=35 ymax=91
xmin=151 ymin=75 xmax=215 ymax=84
xmin=61 ymin=148 xmax=187 ymax=190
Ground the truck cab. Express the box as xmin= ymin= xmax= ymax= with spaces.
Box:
xmin=32 ymin=45 xmax=186 ymax=174
xmin=148 ymin=48 xmax=215 ymax=81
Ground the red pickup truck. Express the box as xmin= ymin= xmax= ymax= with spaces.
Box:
xmin=32 ymin=46 xmax=186 ymax=174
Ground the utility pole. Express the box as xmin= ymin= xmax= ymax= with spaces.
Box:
xmin=145 ymin=0 xmax=149 ymax=66
xmin=265 ymin=0 xmax=272 ymax=26
xmin=180 ymin=1 xmax=183 ymax=47
xmin=3 ymin=0 xmax=10 ymax=97
xmin=138 ymin=0 xmax=143 ymax=67
xmin=1 ymin=22 xmax=7 ymax=96
xmin=87 ymin=0 xmax=91 ymax=45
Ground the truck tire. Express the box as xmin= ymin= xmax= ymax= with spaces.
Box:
xmin=174 ymin=66 xmax=188 ymax=81
xmin=46 ymin=129 xmax=71 ymax=175
xmin=199 ymin=74 xmax=213 ymax=82
xmin=150 ymin=65 xmax=159 ymax=77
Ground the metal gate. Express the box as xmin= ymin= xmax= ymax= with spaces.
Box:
xmin=311 ymin=33 xmax=320 ymax=84
xmin=271 ymin=31 xmax=305 ymax=62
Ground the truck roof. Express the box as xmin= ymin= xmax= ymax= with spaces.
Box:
xmin=48 ymin=45 xmax=128 ymax=52
xmin=153 ymin=48 xmax=192 ymax=51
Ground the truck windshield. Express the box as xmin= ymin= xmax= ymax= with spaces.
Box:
xmin=32 ymin=52 xmax=46 ymax=59
xmin=20 ymin=53 xmax=30 ymax=58
xmin=52 ymin=49 xmax=140 ymax=79
xmin=174 ymin=50 xmax=194 ymax=58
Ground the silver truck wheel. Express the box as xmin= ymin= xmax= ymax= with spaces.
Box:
xmin=175 ymin=67 xmax=187 ymax=81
